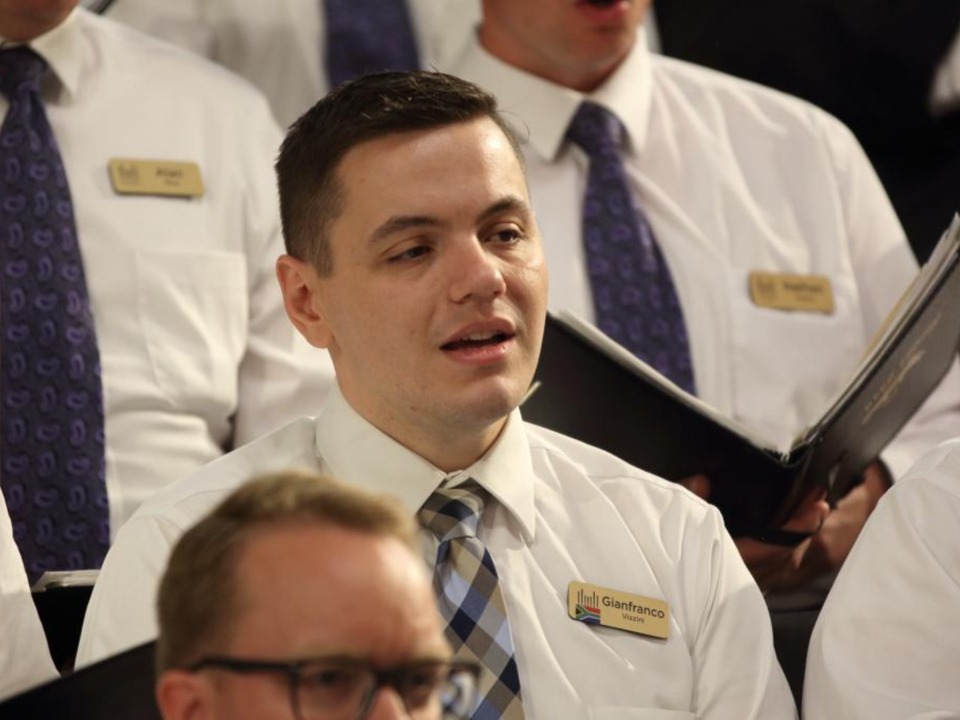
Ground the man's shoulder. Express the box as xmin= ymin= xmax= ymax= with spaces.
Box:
xmin=127 ymin=417 xmax=321 ymax=532
xmin=650 ymin=52 xmax=853 ymax=143
xmin=885 ymin=438 xmax=960 ymax=517
xmin=522 ymin=421 xmax=715 ymax=519
xmin=78 ymin=10 xmax=274 ymax=114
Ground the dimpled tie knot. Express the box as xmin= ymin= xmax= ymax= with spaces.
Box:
xmin=323 ymin=0 xmax=420 ymax=88
xmin=419 ymin=482 xmax=525 ymax=720
xmin=566 ymin=101 xmax=697 ymax=394
xmin=0 ymin=47 xmax=109 ymax=583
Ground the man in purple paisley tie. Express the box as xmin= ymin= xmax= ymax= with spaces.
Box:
xmin=0 ymin=0 xmax=333 ymax=584
xmin=451 ymin=0 xmax=960 ymax=597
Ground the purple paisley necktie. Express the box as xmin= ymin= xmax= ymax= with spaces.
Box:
xmin=0 ymin=48 xmax=109 ymax=583
xmin=324 ymin=0 xmax=420 ymax=88
xmin=566 ymin=101 xmax=697 ymax=394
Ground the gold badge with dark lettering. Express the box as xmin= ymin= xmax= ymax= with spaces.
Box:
xmin=108 ymin=158 xmax=204 ymax=198
xmin=568 ymin=581 xmax=669 ymax=639
xmin=748 ymin=271 xmax=834 ymax=313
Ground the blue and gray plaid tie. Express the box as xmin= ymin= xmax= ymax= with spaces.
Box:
xmin=566 ymin=101 xmax=697 ymax=394
xmin=0 ymin=48 xmax=109 ymax=583
xmin=419 ymin=482 xmax=525 ymax=720
xmin=323 ymin=0 xmax=420 ymax=88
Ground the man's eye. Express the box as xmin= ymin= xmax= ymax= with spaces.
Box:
xmin=489 ymin=227 xmax=522 ymax=244
xmin=399 ymin=666 xmax=445 ymax=706
xmin=298 ymin=667 xmax=368 ymax=705
xmin=388 ymin=245 xmax=431 ymax=263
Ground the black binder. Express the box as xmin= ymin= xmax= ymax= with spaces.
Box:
xmin=0 ymin=642 xmax=159 ymax=719
xmin=522 ymin=217 xmax=960 ymax=537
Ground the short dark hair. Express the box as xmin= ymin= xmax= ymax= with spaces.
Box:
xmin=155 ymin=469 xmax=417 ymax=674
xmin=276 ymin=70 xmax=524 ymax=275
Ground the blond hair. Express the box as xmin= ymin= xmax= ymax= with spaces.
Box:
xmin=155 ymin=469 xmax=415 ymax=673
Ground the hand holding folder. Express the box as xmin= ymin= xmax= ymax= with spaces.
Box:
xmin=523 ymin=216 xmax=960 ymax=539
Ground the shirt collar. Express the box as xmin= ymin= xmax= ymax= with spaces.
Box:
xmin=315 ymin=384 xmax=537 ymax=541
xmin=0 ymin=7 xmax=84 ymax=103
xmin=455 ymin=30 xmax=654 ymax=161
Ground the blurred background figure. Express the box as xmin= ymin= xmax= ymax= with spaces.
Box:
xmin=450 ymin=0 xmax=960 ymax=598
xmin=0 ymin=1 xmax=332 ymax=583
xmin=106 ymin=0 xmax=481 ymax=128
xmin=655 ymin=0 xmax=960 ymax=261
xmin=154 ymin=469 xmax=477 ymax=720
xmin=804 ymin=437 xmax=960 ymax=719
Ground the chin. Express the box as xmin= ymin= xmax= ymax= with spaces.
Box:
xmin=451 ymin=382 xmax=524 ymax=431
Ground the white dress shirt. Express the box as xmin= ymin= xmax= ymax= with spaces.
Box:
xmin=79 ymin=385 xmax=796 ymax=718
xmin=0 ymin=10 xmax=334 ymax=532
xmin=804 ymin=438 xmax=960 ymax=720
xmin=451 ymin=35 xmax=960 ymax=479
xmin=106 ymin=0 xmax=481 ymax=129
xmin=0 ymin=493 xmax=58 ymax=700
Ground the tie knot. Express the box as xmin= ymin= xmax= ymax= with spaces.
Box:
xmin=565 ymin=101 xmax=625 ymax=157
xmin=0 ymin=47 xmax=46 ymax=100
xmin=418 ymin=481 xmax=488 ymax=543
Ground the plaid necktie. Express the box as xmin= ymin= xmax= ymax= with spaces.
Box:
xmin=323 ymin=0 xmax=420 ymax=88
xmin=0 ymin=48 xmax=109 ymax=583
xmin=419 ymin=482 xmax=525 ymax=720
xmin=566 ymin=101 xmax=697 ymax=394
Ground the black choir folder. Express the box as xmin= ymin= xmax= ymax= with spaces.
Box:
xmin=522 ymin=216 xmax=960 ymax=538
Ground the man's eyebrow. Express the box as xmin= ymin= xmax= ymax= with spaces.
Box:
xmin=477 ymin=196 xmax=530 ymax=224
xmin=368 ymin=215 xmax=445 ymax=245
xmin=367 ymin=196 xmax=530 ymax=246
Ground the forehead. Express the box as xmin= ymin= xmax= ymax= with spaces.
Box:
xmin=230 ymin=524 xmax=446 ymax=658
xmin=333 ymin=117 xmax=529 ymax=221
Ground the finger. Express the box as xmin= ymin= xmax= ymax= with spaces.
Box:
xmin=679 ymin=474 xmax=711 ymax=500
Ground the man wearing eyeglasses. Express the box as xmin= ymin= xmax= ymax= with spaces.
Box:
xmin=154 ymin=469 xmax=479 ymax=720
xmin=81 ymin=70 xmax=795 ymax=717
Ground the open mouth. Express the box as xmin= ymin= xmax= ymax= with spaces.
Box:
xmin=441 ymin=330 xmax=513 ymax=352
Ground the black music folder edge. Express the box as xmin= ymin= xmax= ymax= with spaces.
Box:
xmin=522 ymin=215 xmax=960 ymax=537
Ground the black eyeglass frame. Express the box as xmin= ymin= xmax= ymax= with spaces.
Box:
xmin=187 ymin=655 xmax=481 ymax=720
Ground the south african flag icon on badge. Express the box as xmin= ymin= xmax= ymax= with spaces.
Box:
xmin=574 ymin=587 xmax=601 ymax=624
xmin=575 ymin=603 xmax=601 ymax=624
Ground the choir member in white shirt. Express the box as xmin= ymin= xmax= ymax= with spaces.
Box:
xmin=0 ymin=1 xmax=334 ymax=561
xmin=448 ymin=0 xmax=960 ymax=597
xmin=79 ymin=69 xmax=796 ymax=719
xmin=804 ymin=437 xmax=960 ymax=719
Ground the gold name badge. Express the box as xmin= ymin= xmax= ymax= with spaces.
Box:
xmin=568 ymin=581 xmax=669 ymax=640
xmin=108 ymin=158 xmax=204 ymax=198
xmin=748 ymin=271 xmax=834 ymax=314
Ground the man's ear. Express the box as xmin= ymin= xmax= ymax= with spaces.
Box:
xmin=156 ymin=670 xmax=209 ymax=720
xmin=276 ymin=255 xmax=334 ymax=349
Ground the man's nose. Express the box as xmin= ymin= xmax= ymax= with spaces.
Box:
xmin=366 ymin=686 xmax=414 ymax=720
xmin=448 ymin=238 xmax=507 ymax=304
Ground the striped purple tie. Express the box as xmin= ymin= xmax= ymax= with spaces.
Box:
xmin=0 ymin=48 xmax=109 ymax=583
xmin=566 ymin=101 xmax=697 ymax=394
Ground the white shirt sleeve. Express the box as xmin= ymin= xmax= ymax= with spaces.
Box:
xmin=0 ymin=494 xmax=58 ymax=699
xmin=687 ymin=507 xmax=798 ymax=719
xmin=75 ymin=514 xmax=181 ymax=666
xmin=804 ymin=441 xmax=960 ymax=719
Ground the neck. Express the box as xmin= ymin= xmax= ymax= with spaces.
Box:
xmin=343 ymin=394 xmax=508 ymax=473
xmin=478 ymin=25 xmax=630 ymax=94
xmin=0 ymin=8 xmax=72 ymax=43
xmin=386 ymin=413 xmax=507 ymax=474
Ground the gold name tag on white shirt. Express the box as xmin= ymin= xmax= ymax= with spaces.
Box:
xmin=568 ymin=581 xmax=669 ymax=640
xmin=748 ymin=271 xmax=834 ymax=314
xmin=108 ymin=158 xmax=204 ymax=198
